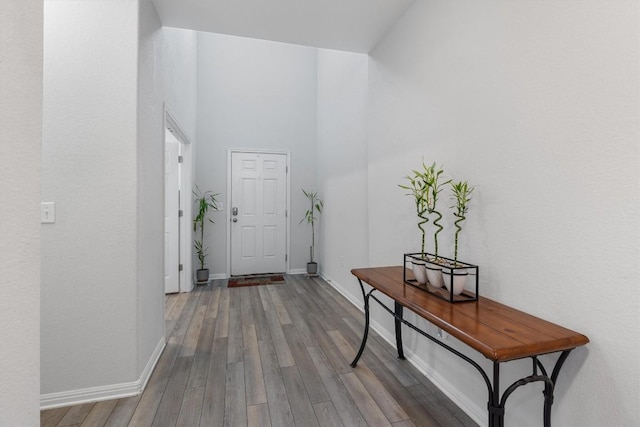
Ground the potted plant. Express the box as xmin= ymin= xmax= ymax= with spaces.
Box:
xmin=300 ymin=189 xmax=323 ymax=276
xmin=193 ymin=185 xmax=220 ymax=284
xmin=422 ymin=162 xmax=450 ymax=288
xmin=442 ymin=180 xmax=474 ymax=295
xmin=422 ymin=162 xmax=450 ymax=258
xmin=399 ymin=168 xmax=430 ymax=284
xmin=401 ymin=161 xmax=479 ymax=302
xmin=450 ymin=180 xmax=474 ymax=264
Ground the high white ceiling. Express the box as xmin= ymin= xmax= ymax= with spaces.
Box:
xmin=151 ymin=0 xmax=415 ymax=53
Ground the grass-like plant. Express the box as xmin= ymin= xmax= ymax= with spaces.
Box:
xmin=300 ymin=189 xmax=323 ymax=263
xmin=450 ymin=180 xmax=474 ymax=263
xmin=423 ymin=162 xmax=450 ymax=259
xmin=193 ymin=185 xmax=220 ymax=270
xmin=399 ymin=170 xmax=429 ymax=257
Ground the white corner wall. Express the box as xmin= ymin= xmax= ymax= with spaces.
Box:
xmin=0 ymin=1 xmax=42 ymax=424
xmin=196 ymin=33 xmax=318 ymax=276
xmin=42 ymin=0 xmax=139 ymax=398
xmin=42 ymin=0 xmax=166 ymax=407
xmin=137 ymin=0 xmax=167 ymax=382
xmin=361 ymin=1 xmax=639 ymax=426
xmin=316 ymin=49 xmax=370 ymax=291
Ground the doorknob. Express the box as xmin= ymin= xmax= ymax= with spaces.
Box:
xmin=233 ymin=218 xmax=238 ymax=223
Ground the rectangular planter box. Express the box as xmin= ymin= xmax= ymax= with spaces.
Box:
xmin=403 ymin=252 xmax=479 ymax=303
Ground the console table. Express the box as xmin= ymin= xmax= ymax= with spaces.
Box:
xmin=350 ymin=266 xmax=589 ymax=427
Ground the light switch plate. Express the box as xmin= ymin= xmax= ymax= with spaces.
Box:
xmin=41 ymin=202 xmax=55 ymax=224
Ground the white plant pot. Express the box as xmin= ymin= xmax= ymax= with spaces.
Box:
xmin=425 ymin=262 xmax=444 ymax=288
xmin=442 ymin=268 xmax=468 ymax=295
xmin=411 ymin=260 xmax=428 ymax=284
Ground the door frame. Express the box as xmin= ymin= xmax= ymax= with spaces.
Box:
xmin=164 ymin=104 xmax=193 ymax=292
xmin=226 ymin=148 xmax=290 ymax=277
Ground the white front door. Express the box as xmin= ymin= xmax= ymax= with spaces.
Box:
xmin=230 ymin=151 xmax=287 ymax=276
xmin=164 ymin=139 xmax=180 ymax=293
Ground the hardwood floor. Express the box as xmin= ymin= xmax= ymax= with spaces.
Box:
xmin=41 ymin=275 xmax=478 ymax=427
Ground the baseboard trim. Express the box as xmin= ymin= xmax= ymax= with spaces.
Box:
xmin=139 ymin=336 xmax=166 ymax=392
xmin=209 ymin=273 xmax=227 ymax=280
xmin=321 ymin=273 xmax=486 ymax=427
xmin=40 ymin=336 xmax=166 ymax=410
xmin=289 ymin=268 xmax=307 ymax=275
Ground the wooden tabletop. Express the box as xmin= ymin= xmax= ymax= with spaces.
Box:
xmin=352 ymin=266 xmax=589 ymax=362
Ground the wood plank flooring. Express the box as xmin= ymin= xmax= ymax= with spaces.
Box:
xmin=41 ymin=275 xmax=478 ymax=427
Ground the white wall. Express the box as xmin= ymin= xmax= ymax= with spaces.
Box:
xmin=137 ymin=0 xmax=166 ymax=382
xmin=162 ymin=27 xmax=198 ymax=140
xmin=316 ymin=49 xmax=370 ymax=289
xmin=42 ymin=0 xmax=166 ymax=406
xmin=0 ymin=1 xmax=42 ymax=424
xmin=42 ymin=0 xmax=138 ymax=398
xmin=196 ymin=33 xmax=318 ymax=276
xmin=354 ymin=1 xmax=639 ymax=426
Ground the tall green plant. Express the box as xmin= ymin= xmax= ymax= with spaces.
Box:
xmin=450 ymin=181 xmax=474 ymax=263
xmin=193 ymin=186 xmax=220 ymax=270
xmin=399 ymin=171 xmax=429 ymax=257
xmin=423 ymin=162 xmax=450 ymax=258
xmin=300 ymin=189 xmax=323 ymax=263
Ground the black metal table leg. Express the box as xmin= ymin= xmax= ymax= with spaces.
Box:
xmin=543 ymin=350 xmax=572 ymax=427
xmin=394 ymin=301 xmax=405 ymax=360
xmin=488 ymin=361 xmax=504 ymax=427
xmin=350 ymin=279 xmax=371 ymax=367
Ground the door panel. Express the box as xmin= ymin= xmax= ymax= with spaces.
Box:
xmin=231 ymin=152 xmax=287 ymax=275
xmin=263 ymin=226 xmax=276 ymax=257
xmin=164 ymin=141 xmax=180 ymax=293
xmin=242 ymin=179 xmax=257 ymax=215
xmin=241 ymin=226 xmax=256 ymax=259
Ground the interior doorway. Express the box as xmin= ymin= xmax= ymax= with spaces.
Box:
xmin=227 ymin=150 xmax=289 ymax=276
xmin=164 ymin=106 xmax=193 ymax=293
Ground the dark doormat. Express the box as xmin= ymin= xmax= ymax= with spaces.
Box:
xmin=227 ymin=274 xmax=286 ymax=288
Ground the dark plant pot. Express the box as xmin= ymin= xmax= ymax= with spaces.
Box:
xmin=307 ymin=262 xmax=318 ymax=276
xmin=196 ymin=269 xmax=209 ymax=284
